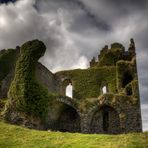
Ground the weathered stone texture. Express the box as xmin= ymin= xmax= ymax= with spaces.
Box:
xmin=36 ymin=63 xmax=57 ymax=93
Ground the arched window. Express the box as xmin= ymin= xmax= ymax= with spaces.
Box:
xmin=122 ymin=71 xmax=133 ymax=88
xmin=102 ymin=86 xmax=107 ymax=94
xmin=66 ymin=83 xmax=73 ymax=98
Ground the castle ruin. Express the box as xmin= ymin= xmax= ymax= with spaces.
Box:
xmin=0 ymin=39 xmax=142 ymax=134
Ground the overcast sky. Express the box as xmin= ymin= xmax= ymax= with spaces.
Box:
xmin=0 ymin=0 xmax=148 ymax=131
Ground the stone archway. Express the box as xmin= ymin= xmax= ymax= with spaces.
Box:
xmin=90 ymin=105 xmax=120 ymax=134
xmin=57 ymin=104 xmax=81 ymax=132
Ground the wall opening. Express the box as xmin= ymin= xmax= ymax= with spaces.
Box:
xmin=122 ymin=71 xmax=133 ymax=88
xmin=102 ymin=86 xmax=107 ymax=94
xmin=103 ymin=108 xmax=109 ymax=131
xmin=58 ymin=104 xmax=80 ymax=132
xmin=66 ymin=83 xmax=73 ymax=98
xmin=126 ymin=86 xmax=132 ymax=96
xmin=90 ymin=105 xmax=120 ymax=134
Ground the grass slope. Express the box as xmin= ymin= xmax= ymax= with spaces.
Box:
xmin=0 ymin=121 xmax=148 ymax=148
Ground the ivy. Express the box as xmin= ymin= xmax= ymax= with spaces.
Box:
xmin=3 ymin=40 xmax=55 ymax=122
xmin=56 ymin=66 xmax=117 ymax=99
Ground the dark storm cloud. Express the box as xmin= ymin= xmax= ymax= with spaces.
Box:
xmin=0 ymin=0 xmax=17 ymax=4
xmin=0 ymin=0 xmax=148 ymax=130
xmin=68 ymin=0 xmax=111 ymax=31
xmin=35 ymin=0 xmax=111 ymax=32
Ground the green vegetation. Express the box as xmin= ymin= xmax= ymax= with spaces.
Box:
xmin=0 ymin=99 xmax=7 ymax=115
xmin=0 ymin=121 xmax=147 ymax=148
xmin=56 ymin=66 xmax=117 ymax=100
xmin=3 ymin=40 xmax=55 ymax=122
xmin=111 ymin=43 xmax=124 ymax=49
xmin=99 ymin=48 xmax=124 ymax=66
xmin=116 ymin=60 xmax=136 ymax=91
xmin=0 ymin=49 xmax=18 ymax=84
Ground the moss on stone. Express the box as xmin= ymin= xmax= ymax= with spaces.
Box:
xmin=98 ymin=48 xmax=124 ymax=66
xmin=0 ymin=98 xmax=7 ymax=113
xmin=116 ymin=60 xmax=137 ymax=91
xmin=3 ymin=40 xmax=55 ymax=122
xmin=56 ymin=66 xmax=117 ymax=100
xmin=0 ymin=49 xmax=18 ymax=81
xmin=111 ymin=43 xmax=124 ymax=49
xmin=125 ymin=80 xmax=139 ymax=98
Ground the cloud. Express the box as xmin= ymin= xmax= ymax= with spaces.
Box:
xmin=0 ymin=0 xmax=148 ymax=131
xmin=0 ymin=0 xmax=43 ymax=48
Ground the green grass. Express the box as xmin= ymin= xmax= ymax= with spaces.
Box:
xmin=0 ymin=121 xmax=147 ymax=148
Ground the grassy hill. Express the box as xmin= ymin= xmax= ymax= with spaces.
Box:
xmin=0 ymin=121 xmax=147 ymax=148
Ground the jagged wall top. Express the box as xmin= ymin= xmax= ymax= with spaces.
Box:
xmin=90 ymin=39 xmax=136 ymax=67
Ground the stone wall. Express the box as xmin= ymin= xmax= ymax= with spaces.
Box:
xmin=35 ymin=63 xmax=57 ymax=93
xmin=90 ymin=106 xmax=120 ymax=134
xmin=0 ymin=71 xmax=14 ymax=99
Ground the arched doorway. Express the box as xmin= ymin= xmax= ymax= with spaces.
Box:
xmin=90 ymin=105 xmax=120 ymax=134
xmin=58 ymin=104 xmax=80 ymax=132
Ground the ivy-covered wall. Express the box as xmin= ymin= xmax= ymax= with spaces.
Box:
xmin=0 ymin=49 xmax=19 ymax=86
xmin=116 ymin=59 xmax=137 ymax=91
xmin=56 ymin=66 xmax=117 ymax=99
xmin=3 ymin=40 xmax=55 ymax=125
xmin=99 ymin=48 xmax=124 ymax=66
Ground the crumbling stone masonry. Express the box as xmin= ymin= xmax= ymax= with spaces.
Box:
xmin=0 ymin=39 xmax=142 ymax=134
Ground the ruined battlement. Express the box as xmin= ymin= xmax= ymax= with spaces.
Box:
xmin=90 ymin=39 xmax=136 ymax=67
